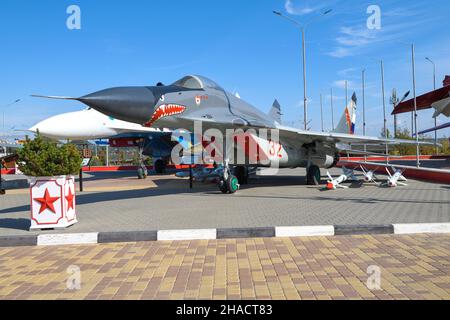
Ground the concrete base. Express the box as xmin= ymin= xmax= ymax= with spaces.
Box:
xmin=29 ymin=219 xmax=78 ymax=231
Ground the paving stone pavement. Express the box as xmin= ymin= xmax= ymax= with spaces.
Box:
xmin=0 ymin=234 xmax=448 ymax=300
xmin=0 ymin=169 xmax=449 ymax=236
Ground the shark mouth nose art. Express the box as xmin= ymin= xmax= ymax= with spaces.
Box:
xmin=144 ymin=104 xmax=186 ymax=127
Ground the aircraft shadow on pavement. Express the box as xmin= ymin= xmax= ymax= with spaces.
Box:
xmin=0 ymin=218 xmax=30 ymax=231
xmin=0 ymin=205 xmax=30 ymax=215
xmin=1 ymin=175 xmax=447 ymax=216
xmin=78 ymin=170 xmax=178 ymax=182
xmin=0 ymin=175 xmax=348 ymax=213
xmin=79 ymin=171 xmax=137 ymax=181
xmin=226 ymin=193 xmax=449 ymax=205
xmin=72 ymin=178 xmax=215 ymax=205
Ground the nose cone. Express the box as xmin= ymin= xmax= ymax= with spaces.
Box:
xmin=79 ymin=87 xmax=156 ymax=124
xmin=29 ymin=118 xmax=61 ymax=139
xmin=29 ymin=124 xmax=38 ymax=133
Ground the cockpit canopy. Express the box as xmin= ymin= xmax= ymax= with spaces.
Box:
xmin=172 ymin=75 xmax=223 ymax=91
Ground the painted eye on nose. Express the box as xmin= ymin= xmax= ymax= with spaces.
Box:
xmin=160 ymin=95 xmax=165 ymax=102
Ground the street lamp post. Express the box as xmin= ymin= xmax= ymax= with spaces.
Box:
xmin=330 ymin=88 xmax=335 ymax=130
xmin=320 ymin=93 xmax=324 ymax=132
xmin=362 ymin=70 xmax=366 ymax=136
xmin=273 ymin=9 xmax=332 ymax=131
xmin=301 ymin=26 xmax=307 ymax=130
xmin=380 ymin=60 xmax=389 ymax=163
xmin=362 ymin=69 xmax=367 ymax=161
xmin=411 ymin=44 xmax=420 ymax=168
xmin=425 ymin=57 xmax=438 ymax=154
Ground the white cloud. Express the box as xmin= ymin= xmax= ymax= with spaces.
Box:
xmin=284 ymin=0 xmax=323 ymax=16
xmin=327 ymin=26 xmax=381 ymax=58
xmin=326 ymin=4 xmax=435 ymax=59
xmin=324 ymin=94 xmax=345 ymax=101
xmin=328 ymin=47 xmax=353 ymax=58
xmin=333 ymin=80 xmax=356 ymax=89
xmin=336 ymin=26 xmax=378 ymax=46
xmin=338 ymin=68 xmax=357 ymax=77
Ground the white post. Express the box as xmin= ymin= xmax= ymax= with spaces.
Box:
xmin=426 ymin=57 xmax=438 ymax=154
xmin=106 ymin=144 xmax=110 ymax=167
xmin=362 ymin=69 xmax=367 ymax=162
xmin=330 ymin=88 xmax=334 ymax=130
xmin=302 ymin=27 xmax=308 ymax=130
xmin=412 ymin=44 xmax=420 ymax=168
xmin=320 ymin=93 xmax=324 ymax=132
xmin=381 ymin=60 xmax=389 ymax=163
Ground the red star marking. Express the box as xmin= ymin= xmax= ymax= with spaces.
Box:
xmin=33 ymin=188 xmax=60 ymax=214
xmin=66 ymin=188 xmax=75 ymax=211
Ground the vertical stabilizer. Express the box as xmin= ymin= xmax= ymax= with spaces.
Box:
xmin=333 ymin=92 xmax=357 ymax=134
xmin=268 ymin=99 xmax=282 ymax=124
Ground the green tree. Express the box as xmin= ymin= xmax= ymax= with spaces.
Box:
xmin=441 ymin=138 xmax=449 ymax=155
xmin=17 ymin=133 xmax=82 ymax=177
xmin=389 ymin=127 xmax=445 ymax=156
xmin=391 ymin=128 xmax=415 ymax=155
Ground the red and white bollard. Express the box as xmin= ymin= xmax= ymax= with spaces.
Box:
xmin=30 ymin=175 xmax=77 ymax=230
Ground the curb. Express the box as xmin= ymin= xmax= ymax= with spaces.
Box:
xmin=0 ymin=223 xmax=449 ymax=247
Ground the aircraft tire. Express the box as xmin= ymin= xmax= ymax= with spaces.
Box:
xmin=306 ymin=165 xmax=321 ymax=185
xmin=154 ymin=159 xmax=166 ymax=174
xmin=218 ymin=179 xmax=228 ymax=193
xmin=227 ymin=175 xmax=240 ymax=194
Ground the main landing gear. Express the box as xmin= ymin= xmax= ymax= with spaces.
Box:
xmin=233 ymin=166 xmax=249 ymax=185
xmin=137 ymin=164 xmax=148 ymax=180
xmin=218 ymin=160 xmax=240 ymax=194
xmin=153 ymin=159 xmax=166 ymax=174
xmin=137 ymin=143 xmax=148 ymax=179
xmin=306 ymin=165 xmax=321 ymax=185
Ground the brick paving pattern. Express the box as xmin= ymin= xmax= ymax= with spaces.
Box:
xmin=1 ymin=169 xmax=449 ymax=236
xmin=0 ymin=234 xmax=448 ymax=300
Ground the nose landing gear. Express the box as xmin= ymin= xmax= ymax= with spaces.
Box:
xmin=218 ymin=160 xmax=240 ymax=194
xmin=219 ymin=175 xmax=240 ymax=194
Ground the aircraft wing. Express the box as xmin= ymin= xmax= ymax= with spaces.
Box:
xmin=180 ymin=117 xmax=436 ymax=147
xmin=336 ymin=148 xmax=403 ymax=158
xmin=276 ymin=126 xmax=436 ymax=147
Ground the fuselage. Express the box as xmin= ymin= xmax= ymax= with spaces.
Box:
xmin=73 ymin=75 xmax=339 ymax=169
xmin=29 ymin=108 xmax=162 ymax=140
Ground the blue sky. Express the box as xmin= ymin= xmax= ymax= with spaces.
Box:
xmin=1 ymin=0 xmax=449 ymax=138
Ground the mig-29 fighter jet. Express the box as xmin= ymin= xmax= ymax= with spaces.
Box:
xmin=34 ymin=75 xmax=432 ymax=194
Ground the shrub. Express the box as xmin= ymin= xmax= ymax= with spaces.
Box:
xmin=17 ymin=133 xmax=82 ymax=177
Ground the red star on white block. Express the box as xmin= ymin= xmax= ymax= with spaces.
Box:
xmin=33 ymin=188 xmax=60 ymax=214
xmin=66 ymin=188 xmax=75 ymax=211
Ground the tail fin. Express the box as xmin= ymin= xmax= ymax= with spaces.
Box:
xmin=268 ymin=99 xmax=282 ymax=124
xmin=333 ymin=92 xmax=357 ymax=134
